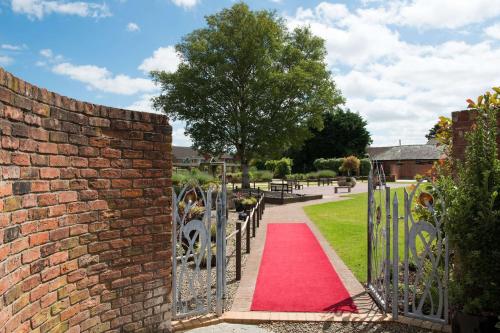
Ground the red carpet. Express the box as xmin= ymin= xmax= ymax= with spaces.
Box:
xmin=251 ymin=223 xmax=357 ymax=313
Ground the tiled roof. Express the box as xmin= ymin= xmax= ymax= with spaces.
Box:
xmin=367 ymin=144 xmax=445 ymax=161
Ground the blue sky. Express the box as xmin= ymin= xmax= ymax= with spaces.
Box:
xmin=1 ymin=0 xmax=500 ymax=146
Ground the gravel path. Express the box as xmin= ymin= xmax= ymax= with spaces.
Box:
xmin=259 ymin=322 xmax=435 ymax=333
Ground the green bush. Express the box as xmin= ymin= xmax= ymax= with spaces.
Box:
xmin=264 ymin=160 xmax=277 ymax=172
xmin=306 ymin=170 xmax=337 ymax=179
xmin=173 ymin=169 xmax=217 ymax=187
xmin=251 ymin=159 xmax=267 ymax=170
xmin=447 ymin=94 xmax=500 ymax=316
xmin=359 ymin=158 xmax=371 ymax=176
xmin=315 ymin=169 xmax=337 ymax=178
xmin=227 ymin=172 xmax=242 ymax=183
xmin=264 ymin=158 xmax=293 ymax=178
xmin=274 ymin=158 xmax=293 ymax=178
xmin=313 ymin=158 xmax=344 ymax=173
xmin=287 ymin=173 xmax=306 ymax=180
xmin=250 ymin=170 xmax=273 ymax=182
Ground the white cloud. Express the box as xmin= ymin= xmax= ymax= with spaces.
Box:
xmin=1 ymin=43 xmax=27 ymax=51
xmin=0 ymin=55 xmax=14 ymax=66
xmin=288 ymin=2 xmax=500 ymax=146
xmin=126 ymin=22 xmax=140 ymax=32
xmin=393 ymin=0 xmax=500 ymax=29
xmin=40 ymin=48 xmax=53 ymax=58
xmin=37 ymin=48 xmax=64 ymax=66
xmin=171 ymin=0 xmax=199 ymax=9
xmin=485 ymin=23 xmax=500 ymax=40
xmin=127 ymin=94 xmax=191 ymax=146
xmin=138 ymin=45 xmax=181 ymax=74
xmin=11 ymin=0 xmax=111 ymax=20
xmin=52 ymin=62 xmax=156 ymax=95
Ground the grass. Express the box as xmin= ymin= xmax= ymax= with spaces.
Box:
xmin=304 ymin=187 xmax=409 ymax=283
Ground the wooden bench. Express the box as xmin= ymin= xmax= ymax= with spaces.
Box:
xmin=269 ymin=182 xmax=293 ymax=193
xmin=287 ymin=180 xmax=303 ymax=190
xmin=334 ymin=186 xmax=351 ymax=194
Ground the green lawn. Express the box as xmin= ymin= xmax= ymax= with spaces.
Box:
xmin=304 ymin=187 xmax=409 ymax=283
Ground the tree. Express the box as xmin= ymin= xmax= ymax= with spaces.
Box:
xmin=152 ymin=3 xmax=344 ymax=188
xmin=341 ymin=155 xmax=360 ymax=176
xmin=287 ymin=109 xmax=371 ymax=172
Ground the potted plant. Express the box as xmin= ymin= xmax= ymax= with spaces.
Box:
xmin=447 ymin=89 xmax=500 ymax=332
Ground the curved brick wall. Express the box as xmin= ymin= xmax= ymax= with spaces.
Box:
xmin=0 ymin=67 xmax=172 ymax=333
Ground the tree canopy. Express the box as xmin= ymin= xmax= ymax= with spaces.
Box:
xmin=288 ymin=109 xmax=372 ymax=172
xmin=152 ymin=2 xmax=344 ymax=187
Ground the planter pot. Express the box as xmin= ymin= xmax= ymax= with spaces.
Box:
xmin=452 ymin=311 xmax=498 ymax=333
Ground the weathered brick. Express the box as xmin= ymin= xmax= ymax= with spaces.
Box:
xmin=4 ymin=225 xmax=20 ymax=243
xmin=37 ymin=142 xmax=58 ymax=154
xmin=40 ymin=167 xmax=60 ymax=179
xmin=38 ymin=193 xmax=58 ymax=206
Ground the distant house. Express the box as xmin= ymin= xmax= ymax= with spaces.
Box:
xmin=367 ymin=142 xmax=445 ymax=180
xmin=172 ymin=145 xmax=239 ymax=171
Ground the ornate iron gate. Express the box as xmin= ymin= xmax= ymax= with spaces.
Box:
xmin=367 ymin=171 xmax=449 ymax=324
xmin=367 ymin=161 xmax=391 ymax=312
xmin=403 ymin=179 xmax=449 ymax=324
xmin=172 ymin=181 xmax=227 ymax=319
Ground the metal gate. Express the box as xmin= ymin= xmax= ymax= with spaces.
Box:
xmin=367 ymin=161 xmax=391 ymax=312
xmin=172 ymin=178 xmax=227 ymax=319
xmin=367 ymin=164 xmax=449 ymax=324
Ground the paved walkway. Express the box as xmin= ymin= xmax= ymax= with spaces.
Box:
xmin=229 ymin=183 xmax=406 ymax=322
xmin=180 ymin=323 xmax=271 ymax=333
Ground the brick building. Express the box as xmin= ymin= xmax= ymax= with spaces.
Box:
xmin=367 ymin=142 xmax=445 ymax=180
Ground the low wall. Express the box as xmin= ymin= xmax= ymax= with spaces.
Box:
xmin=0 ymin=68 xmax=172 ymax=333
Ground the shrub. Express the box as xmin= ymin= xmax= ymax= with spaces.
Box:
xmin=341 ymin=155 xmax=360 ymax=176
xmin=274 ymin=158 xmax=293 ymax=178
xmin=359 ymin=158 xmax=371 ymax=176
xmin=264 ymin=160 xmax=277 ymax=172
xmin=264 ymin=158 xmax=293 ymax=178
xmin=251 ymin=159 xmax=267 ymax=170
xmin=173 ymin=169 xmax=217 ymax=187
xmin=313 ymin=158 xmax=344 ymax=173
xmin=227 ymin=172 xmax=242 ymax=183
xmin=447 ymin=88 xmax=500 ymax=316
xmin=250 ymin=170 xmax=273 ymax=182
xmin=287 ymin=173 xmax=306 ymax=180
xmin=308 ymin=169 xmax=337 ymax=179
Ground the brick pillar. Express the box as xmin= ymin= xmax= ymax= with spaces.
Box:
xmin=452 ymin=109 xmax=500 ymax=161
xmin=0 ymin=67 xmax=172 ymax=333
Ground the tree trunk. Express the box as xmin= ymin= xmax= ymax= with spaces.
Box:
xmin=241 ymin=162 xmax=250 ymax=189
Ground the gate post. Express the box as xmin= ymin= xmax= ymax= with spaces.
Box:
xmin=367 ymin=168 xmax=373 ymax=284
xmin=236 ymin=222 xmax=242 ymax=281
xmin=385 ymin=186 xmax=391 ymax=311
xmin=392 ymin=193 xmax=399 ymax=319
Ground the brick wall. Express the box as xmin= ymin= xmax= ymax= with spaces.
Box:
xmin=0 ymin=67 xmax=172 ymax=333
xmin=381 ymin=160 xmax=435 ymax=180
xmin=452 ymin=109 xmax=500 ymax=160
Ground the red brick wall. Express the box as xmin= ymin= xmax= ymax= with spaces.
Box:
xmin=452 ymin=109 xmax=500 ymax=161
xmin=0 ymin=68 xmax=172 ymax=333
xmin=381 ymin=160 xmax=435 ymax=180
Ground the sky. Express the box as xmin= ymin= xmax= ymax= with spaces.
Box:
xmin=1 ymin=0 xmax=499 ymax=147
